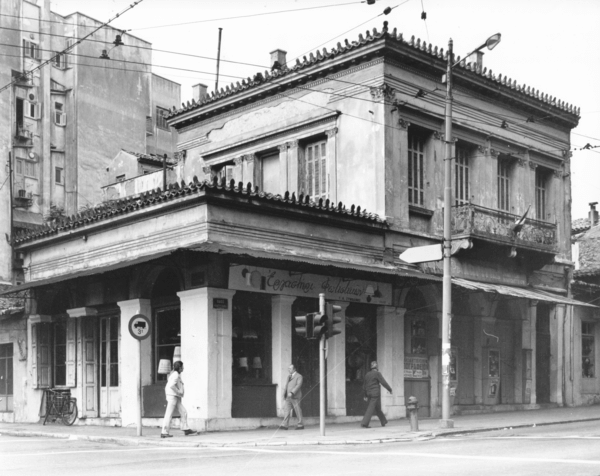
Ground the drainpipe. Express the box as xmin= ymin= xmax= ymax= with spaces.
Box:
xmin=162 ymin=154 xmax=167 ymax=191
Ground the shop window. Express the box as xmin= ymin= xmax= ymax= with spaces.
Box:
xmin=232 ymin=292 xmax=272 ymax=385
xmin=154 ymin=307 xmax=180 ymax=382
xmin=408 ymin=132 xmax=425 ymax=206
xmin=0 ymin=344 xmax=13 ymax=412
xmin=31 ymin=320 xmax=77 ymax=388
xmin=582 ymin=322 xmax=595 ymax=378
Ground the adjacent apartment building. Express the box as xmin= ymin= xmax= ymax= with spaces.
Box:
xmin=0 ymin=22 xmax=593 ymax=428
xmin=0 ymin=0 xmax=180 ymax=288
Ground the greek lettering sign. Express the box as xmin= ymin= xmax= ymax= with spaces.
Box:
xmin=229 ymin=265 xmax=392 ymax=305
xmin=404 ymin=355 xmax=429 ymax=379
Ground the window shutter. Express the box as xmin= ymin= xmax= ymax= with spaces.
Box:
xmin=66 ymin=319 xmax=77 ymax=387
xmin=37 ymin=323 xmax=52 ymax=388
xmin=298 ymin=147 xmax=306 ymax=195
xmin=23 ymin=39 xmax=29 ymax=57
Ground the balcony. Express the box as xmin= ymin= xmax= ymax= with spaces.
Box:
xmin=452 ymin=203 xmax=557 ymax=254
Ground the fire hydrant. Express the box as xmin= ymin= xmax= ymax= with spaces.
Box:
xmin=407 ymin=396 xmax=419 ymax=431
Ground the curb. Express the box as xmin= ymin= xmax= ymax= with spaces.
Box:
xmin=3 ymin=417 xmax=600 ymax=448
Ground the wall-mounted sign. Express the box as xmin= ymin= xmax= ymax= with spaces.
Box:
xmin=128 ymin=314 xmax=151 ymax=341
xmin=213 ymin=298 xmax=228 ymax=309
xmin=229 ymin=265 xmax=392 ymax=305
xmin=404 ymin=355 xmax=429 ymax=379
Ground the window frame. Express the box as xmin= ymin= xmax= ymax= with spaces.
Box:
xmin=454 ymin=144 xmax=471 ymax=206
xmin=497 ymin=157 xmax=511 ymax=211
xmin=23 ymin=101 xmax=40 ymax=120
xmin=156 ymin=106 xmax=170 ymax=131
xmin=54 ymin=102 xmax=66 ymax=126
xmin=31 ymin=320 xmax=77 ymax=389
xmin=304 ymin=139 xmax=328 ymax=200
xmin=407 ymin=132 xmax=426 ymax=206
xmin=16 ymin=158 xmax=36 ymax=178
xmin=23 ymin=39 xmax=40 ymax=60
xmin=55 ymin=166 xmax=64 ymax=184
xmin=154 ymin=306 xmax=181 ymax=382
xmin=535 ymin=167 xmax=549 ymax=221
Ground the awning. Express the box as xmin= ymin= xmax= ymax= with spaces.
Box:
xmin=0 ymin=251 xmax=174 ymax=296
xmin=453 ymin=277 xmax=597 ymax=308
xmin=187 ymin=243 xmax=441 ymax=282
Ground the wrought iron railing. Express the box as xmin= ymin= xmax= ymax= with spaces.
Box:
xmin=452 ymin=203 xmax=557 ymax=251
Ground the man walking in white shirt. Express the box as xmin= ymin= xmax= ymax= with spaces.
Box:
xmin=161 ymin=361 xmax=197 ymax=438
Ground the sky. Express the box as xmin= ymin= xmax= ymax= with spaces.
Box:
xmin=48 ymin=0 xmax=600 ymax=220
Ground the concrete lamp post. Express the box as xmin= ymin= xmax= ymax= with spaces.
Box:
xmin=440 ymin=33 xmax=501 ymax=428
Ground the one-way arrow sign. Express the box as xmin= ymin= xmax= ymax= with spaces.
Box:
xmin=399 ymin=244 xmax=443 ymax=264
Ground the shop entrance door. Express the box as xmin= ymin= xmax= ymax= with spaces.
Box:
xmin=82 ymin=317 xmax=98 ymax=417
xmin=536 ymin=305 xmax=551 ymax=403
xmin=0 ymin=343 xmax=13 ymax=412
xmin=291 ymin=298 xmax=321 ymax=417
xmin=100 ymin=316 xmax=120 ymax=417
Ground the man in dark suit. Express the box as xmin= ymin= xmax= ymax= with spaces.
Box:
xmin=361 ymin=360 xmax=392 ymax=428
xmin=280 ymin=364 xmax=304 ymax=430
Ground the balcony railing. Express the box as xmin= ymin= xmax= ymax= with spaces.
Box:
xmin=452 ymin=203 xmax=557 ymax=252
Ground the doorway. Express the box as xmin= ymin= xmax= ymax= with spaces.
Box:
xmin=0 ymin=343 xmax=13 ymax=412
xmin=81 ymin=317 xmax=98 ymax=417
xmin=536 ymin=304 xmax=551 ymax=403
xmin=100 ymin=315 xmax=120 ymax=417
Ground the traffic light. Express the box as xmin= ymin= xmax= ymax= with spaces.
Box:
xmin=312 ymin=313 xmax=327 ymax=338
xmin=325 ymin=303 xmax=343 ymax=338
xmin=294 ymin=313 xmax=315 ymax=339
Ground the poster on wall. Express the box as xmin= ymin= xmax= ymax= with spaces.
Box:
xmin=410 ymin=319 xmax=427 ymax=354
xmin=488 ymin=349 xmax=500 ymax=378
xmin=229 ymin=265 xmax=392 ymax=305
xmin=449 ymin=348 xmax=458 ymax=382
xmin=404 ymin=355 xmax=429 ymax=379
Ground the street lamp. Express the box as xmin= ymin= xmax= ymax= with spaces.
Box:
xmin=440 ymin=33 xmax=501 ymax=428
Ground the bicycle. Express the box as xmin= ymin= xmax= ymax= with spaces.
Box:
xmin=43 ymin=388 xmax=78 ymax=426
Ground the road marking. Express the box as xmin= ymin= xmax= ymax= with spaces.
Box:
xmin=0 ymin=447 xmax=248 ymax=458
xmin=0 ymin=439 xmax=62 ymax=443
xmin=210 ymin=447 xmax=600 ymax=466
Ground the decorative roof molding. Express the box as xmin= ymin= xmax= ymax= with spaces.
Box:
xmin=14 ymin=178 xmax=386 ymax=245
xmin=166 ymin=21 xmax=580 ymax=123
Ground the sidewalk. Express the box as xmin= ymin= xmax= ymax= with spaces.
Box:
xmin=1 ymin=405 xmax=600 ymax=448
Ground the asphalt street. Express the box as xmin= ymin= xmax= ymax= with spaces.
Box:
xmin=2 ymin=421 xmax=600 ymax=476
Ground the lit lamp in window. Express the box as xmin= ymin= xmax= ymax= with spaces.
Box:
xmin=239 ymin=357 xmax=249 ymax=370
xmin=158 ymin=359 xmax=172 ymax=375
xmin=173 ymin=346 xmax=181 ymax=363
xmin=252 ymin=356 xmax=262 ymax=379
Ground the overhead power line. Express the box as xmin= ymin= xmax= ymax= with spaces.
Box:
xmin=0 ymin=0 xmax=145 ymax=94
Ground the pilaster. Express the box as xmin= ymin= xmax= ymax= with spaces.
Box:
xmin=287 ymin=141 xmax=299 ymax=195
xmin=550 ymin=304 xmax=565 ymax=405
xmin=397 ymin=118 xmax=410 ymax=228
xmin=376 ymin=306 xmax=406 ymax=418
xmin=529 ymin=302 xmax=538 ymax=404
xmin=278 ymin=143 xmax=289 ymax=195
xmin=325 ymin=128 xmax=338 ymax=204
xmin=177 ymin=288 xmax=236 ymax=424
xmin=117 ymin=299 xmax=151 ymax=427
xmin=327 ymin=301 xmax=349 ymax=416
xmin=233 ymin=157 xmax=243 ymax=184
xmin=271 ymin=295 xmax=296 ymax=416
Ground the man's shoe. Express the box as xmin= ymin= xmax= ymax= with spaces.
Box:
xmin=160 ymin=433 xmax=173 ymax=438
xmin=360 ymin=424 xmax=370 ymax=429
xmin=295 ymin=425 xmax=304 ymax=430
xmin=279 ymin=426 xmax=288 ymax=430
xmin=184 ymin=429 xmax=197 ymax=436
xmin=381 ymin=421 xmax=387 ymax=427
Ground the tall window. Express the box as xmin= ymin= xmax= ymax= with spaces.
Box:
xmin=16 ymin=158 xmax=36 ymax=178
xmin=582 ymin=322 xmax=595 ymax=378
xmin=154 ymin=307 xmax=180 ymax=381
xmin=261 ymin=151 xmax=279 ymax=193
xmin=535 ymin=168 xmax=548 ymax=220
xmin=408 ymin=133 xmax=425 ymax=206
xmin=497 ymin=159 xmax=511 ymax=211
xmin=0 ymin=344 xmax=13 ymax=412
xmin=32 ymin=320 xmax=76 ymax=388
xmin=54 ymin=102 xmax=66 ymax=126
xmin=305 ymin=140 xmax=327 ymax=200
xmin=55 ymin=167 xmax=64 ymax=184
xmin=455 ymin=146 xmax=470 ymax=205
xmin=156 ymin=106 xmax=169 ymax=130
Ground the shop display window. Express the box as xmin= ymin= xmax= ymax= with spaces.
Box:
xmin=582 ymin=322 xmax=595 ymax=378
xmin=154 ymin=307 xmax=180 ymax=381
xmin=232 ymin=292 xmax=272 ymax=385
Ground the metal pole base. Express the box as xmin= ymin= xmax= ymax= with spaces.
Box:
xmin=439 ymin=419 xmax=454 ymax=429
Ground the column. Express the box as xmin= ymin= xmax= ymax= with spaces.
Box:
xmin=66 ymin=307 xmax=97 ymax=418
xmin=325 ymin=128 xmax=338 ymax=204
xmin=377 ymin=306 xmax=406 ymax=419
xmin=550 ymin=304 xmax=565 ymax=405
xmin=177 ymin=288 xmax=236 ymax=425
xmin=287 ymin=141 xmax=299 ymax=195
xmin=514 ymin=155 xmax=528 ymax=216
xmin=473 ymin=317 xmax=484 ymax=404
xmin=278 ymin=143 xmax=289 ymax=195
xmin=232 ymin=157 xmax=243 ymax=184
xmin=117 ymin=299 xmax=151 ymax=427
xmin=243 ymin=153 xmax=259 ymax=189
xmin=396 ymin=118 xmax=411 ymax=228
xmin=271 ymin=295 xmax=296 ymax=416
xmin=530 ymin=303 xmax=538 ymax=404
xmin=327 ymin=301 xmax=349 ymax=416
xmin=521 ymin=301 xmax=536 ymax=404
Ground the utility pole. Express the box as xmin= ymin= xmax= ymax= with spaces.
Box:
xmin=215 ymin=27 xmax=223 ymax=92
xmin=319 ymin=292 xmax=326 ymax=436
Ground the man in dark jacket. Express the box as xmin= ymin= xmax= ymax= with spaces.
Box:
xmin=361 ymin=361 xmax=392 ymax=428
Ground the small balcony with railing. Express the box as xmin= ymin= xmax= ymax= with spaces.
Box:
xmin=452 ymin=203 xmax=557 ymax=255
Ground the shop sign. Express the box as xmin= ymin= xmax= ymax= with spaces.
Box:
xmin=213 ymin=298 xmax=228 ymax=309
xmin=404 ymin=355 xmax=429 ymax=379
xmin=229 ymin=265 xmax=392 ymax=305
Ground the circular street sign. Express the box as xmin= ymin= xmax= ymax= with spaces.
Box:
xmin=128 ymin=314 xmax=151 ymax=341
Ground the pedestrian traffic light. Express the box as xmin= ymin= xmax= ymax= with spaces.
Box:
xmin=294 ymin=313 xmax=315 ymax=339
xmin=312 ymin=313 xmax=327 ymax=338
xmin=325 ymin=303 xmax=343 ymax=338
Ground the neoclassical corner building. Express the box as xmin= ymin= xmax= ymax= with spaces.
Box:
xmin=1 ymin=22 xmax=594 ymax=429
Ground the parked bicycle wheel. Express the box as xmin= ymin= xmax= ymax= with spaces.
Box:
xmin=62 ymin=399 xmax=77 ymax=426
